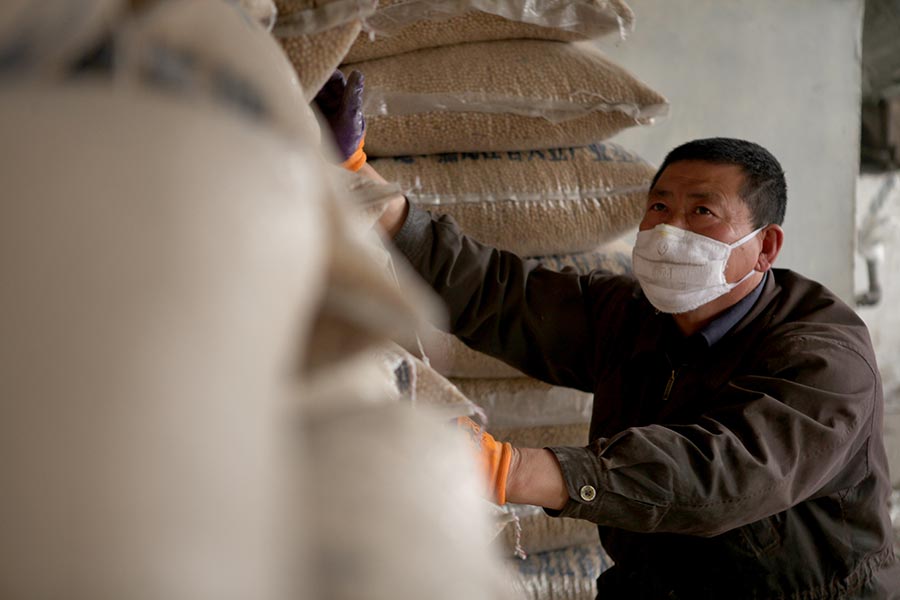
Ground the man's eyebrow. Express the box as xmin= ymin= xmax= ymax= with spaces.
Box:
xmin=687 ymin=191 xmax=715 ymax=200
xmin=650 ymin=188 xmax=672 ymax=197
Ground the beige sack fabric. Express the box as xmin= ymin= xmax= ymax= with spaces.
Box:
xmin=273 ymin=0 xmax=377 ymax=98
xmin=0 ymin=82 xmax=329 ymax=599
xmin=345 ymin=0 xmax=635 ymax=63
xmin=372 ymin=142 xmax=652 ymax=255
xmin=305 ymin=403 xmax=514 ymax=600
xmin=347 ymin=40 xmax=667 ymax=156
xmin=499 ymin=505 xmax=599 ymax=557
xmin=507 ymin=543 xmax=612 ymax=600
xmin=279 ymin=21 xmax=363 ymax=99
xmin=452 ymin=378 xmax=594 ymax=428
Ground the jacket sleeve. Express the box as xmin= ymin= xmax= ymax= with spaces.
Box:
xmin=391 ymin=202 xmax=628 ymax=392
xmin=547 ymin=332 xmax=880 ymax=536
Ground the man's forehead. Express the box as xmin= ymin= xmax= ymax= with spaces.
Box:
xmin=654 ymin=161 xmax=746 ymax=192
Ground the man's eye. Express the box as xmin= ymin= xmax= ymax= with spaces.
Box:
xmin=650 ymin=202 xmax=667 ymax=211
xmin=695 ymin=206 xmax=713 ymax=215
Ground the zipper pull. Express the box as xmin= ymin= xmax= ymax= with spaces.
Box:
xmin=662 ymin=369 xmax=676 ymax=402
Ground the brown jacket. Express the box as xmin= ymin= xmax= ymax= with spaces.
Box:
xmin=393 ymin=205 xmax=900 ymax=599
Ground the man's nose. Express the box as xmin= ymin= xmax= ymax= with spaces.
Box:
xmin=660 ymin=212 xmax=688 ymax=229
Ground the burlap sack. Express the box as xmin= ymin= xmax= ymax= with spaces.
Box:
xmin=280 ymin=21 xmax=363 ymax=99
xmin=345 ymin=0 xmax=634 ymax=62
xmin=400 ymin=239 xmax=634 ymax=379
xmin=499 ymin=505 xmax=599 ymax=557
xmin=373 ymin=343 xmax=485 ymax=419
xmin=346 ymin=40 xmax=668 ymax=156
xmin=452 ymin=378 xmax=594 ymax=428
xmin=507 ymin=543 xmax=613 ymax=600
xmin=373 ymin=143 xmax=652 ymax=255
xmin=306 ymin=403 xmax=513 ymax=600
xmin=0 ymin=0 xmax=121 ymax=76
xmin=120 ymin=0 xmax=318 ymax=139
xmin=0 ymin=82 xmax=329 ymax=598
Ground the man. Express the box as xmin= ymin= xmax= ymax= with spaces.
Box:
xmin=371 ymin=138 xmax=900 ymax=598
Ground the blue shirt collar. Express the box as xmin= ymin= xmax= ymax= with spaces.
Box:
xmin=695 ymin=271 xmax=768 ymax=348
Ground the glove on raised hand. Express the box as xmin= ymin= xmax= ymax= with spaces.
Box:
xmin=457 ymin=416 xmax=513 ymax=505
xmin=313 ymin=69 xmax=366 ymax=171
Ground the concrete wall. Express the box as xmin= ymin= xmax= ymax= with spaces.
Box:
xmin=598 ymin=0 xmax=864 ymax=302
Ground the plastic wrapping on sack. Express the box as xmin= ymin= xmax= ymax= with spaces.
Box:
xmin=273 ymin=0 xmax=376 ymax=99
xmin=273 ymin=0 xmax=376 ymax=37
xmin=358 ymin=0 xmax=634 ymax=39
xmin=347 ymin=40 xmax=668 ymax=156
xmin=237 ymin=0 xmax=278 ymax=31
xmin=344 ymin=0 xmax=634 ymax=63
xmin=303 ymin=402 xmax=514 ymax=600
xmin=117 ymin=0 xmax=318 ymax=139
xmin=498 ymin=505 xmax=599 ymax=557
xmin=279 ymin=20 xmax=364 ymax=99
xmin=372 ymin=142 xmax=653 ymax=255
xmin=453 ymin=378 xmax=594 ymax=428
xmin=507 ymin=543 xmax=613 ymax=600
xmin=0 ymin=81 xmax=328 ymax=600
xmin=0 ymin=0 xmax=123 ymax=78
xmin=328 ymin=163 xmax=404 ymax=226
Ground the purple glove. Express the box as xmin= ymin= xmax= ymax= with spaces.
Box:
xmin=313 ymin=69 xmax=366 ymax=170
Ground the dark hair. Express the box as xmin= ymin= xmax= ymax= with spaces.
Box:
xmin=649 ymin=138 xmax=787 ymax=226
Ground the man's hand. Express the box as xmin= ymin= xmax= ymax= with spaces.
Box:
xmin=358 ymin=163 xmax=408 ymax=238
xmin=457 ymin=416 xmax=513 ymax=505
xmin=313 ymin=69 xmax=366 ymax=171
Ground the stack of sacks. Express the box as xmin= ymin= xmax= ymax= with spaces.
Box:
xmin=506 ymin=543 xmax=614 ymax=600
xmin=342 ymin=0 xmax=668 ymax=593
xmin=272 ymin=0 xmax=378 ymax=100
xmin=0 ymin=3 xmax=512 ymax=599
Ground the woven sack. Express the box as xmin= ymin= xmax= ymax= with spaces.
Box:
xmin=452 ymin=378 xmax=594 ymax=428
xmin=499 ymin=505 xmax=598 ymax=557
xmin=401 ymin=238 xmax=633 ymax=379
xmin=273 ymin=0 xmax=377 ymax=98
xmin=120 ymin=0 xmax=318 ymax=139
xmin=372 ymin=142 xmax=652 ymax=255
xmin=344 ymin=0 xmax=634 ymax=62
xmin=507 ymin=543 xmax=613 ymax=600
xmin=305 ymin=403 xmax=513 ymax=600
xmin=0 ymin=82 xmax=329 ymax=598
xmin=346 ymin=39 xmax=667 ymax=156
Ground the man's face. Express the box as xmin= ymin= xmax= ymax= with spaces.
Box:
xmin=639 ymin=160 xmax=764 ymax=284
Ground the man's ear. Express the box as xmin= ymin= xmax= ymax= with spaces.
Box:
xmin=756 ymin=224 xmax=784 ymax=271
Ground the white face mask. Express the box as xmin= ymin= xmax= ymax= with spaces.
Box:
xmin=632 ymin=224 xmax=764 ymax=314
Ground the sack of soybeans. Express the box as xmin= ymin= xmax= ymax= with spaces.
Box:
xmin=346 ymin=40 xmax=667 ymax=156
xmin=499 ymin=505 xmax=599 ymax=557
xmin=452 ymin=378 xmax=594 ymax=429
xmin=304 ymin=402 xmax=514 ymax=600
xmin=0 ymin=80 xmax=329 ymax=599
xmin=344 ymin=0 xmax=634 ymax=63
xmin=507 ymin=543 xmax=613 ymax=600
xmin=0 ymin=0 xmax=121 ymax=77
xmin=373 ymin=143 xmax=651 ymax=255
xmin=273 ymin=0 xmax=375 ymax=98
xmin=120 ymin=0 xmax=318 ymax=139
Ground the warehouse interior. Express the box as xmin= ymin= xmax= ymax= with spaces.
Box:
xmin=2 ymin=0 xmax=900 ymax=598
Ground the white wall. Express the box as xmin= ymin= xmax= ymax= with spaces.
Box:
xmin=598 ymin=0 xmax=864 ymax=301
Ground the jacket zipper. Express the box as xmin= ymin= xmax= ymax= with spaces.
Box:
xmin=662 ymin=368 xmax=677 ymax=402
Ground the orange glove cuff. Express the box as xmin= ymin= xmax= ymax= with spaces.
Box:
xmin=458 ymin=417 xmax=513 ymax=505
xmin=341 ymin=135 xmax=367 ymax=172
